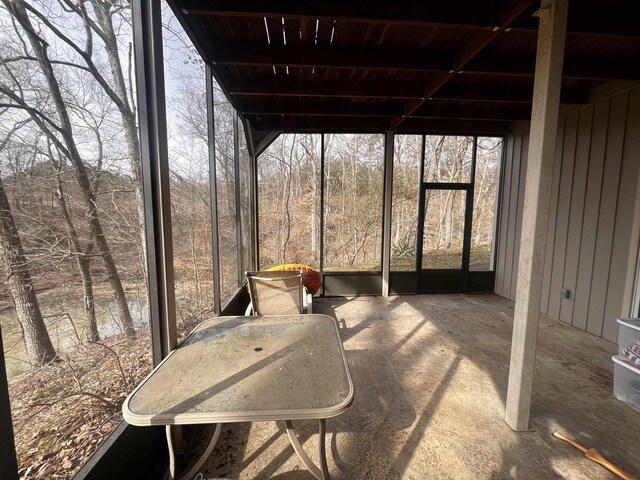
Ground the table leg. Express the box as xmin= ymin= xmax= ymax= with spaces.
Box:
xmin=318 ymin=419 xmax=330 ymax=479
xmin=165 ymin=424 xmax=222 ymax=480
xmin=285 ymin=419 xmax=330 ymax=480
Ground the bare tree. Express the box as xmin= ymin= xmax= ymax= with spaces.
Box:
xmin=51 ymin=147 xmax=100 ymax=341
xmin=0 ymin=168 xmax=56 ymax=365
xmin=0 ymin=0 xmax=135 ymax=337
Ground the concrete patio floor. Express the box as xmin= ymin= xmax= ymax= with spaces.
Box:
xmin=194 ymin=294 xmax=639 ymax=479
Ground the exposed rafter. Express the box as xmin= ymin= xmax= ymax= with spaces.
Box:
xmin=237 ymin=99 xmax=406 ymax=117
xmin=392 ymin=0 xmax=536 ymax=129
xmin=169 ymin=0 xmax=640 ymax=135
xmin=182 ymin=0 xmax=640 ymax=37
xmin=434 ymin=84 xmax=590 ymax=104
xmin=181 ymin=0 xmax=506 ymax=29
xmin=210 ymin=43 xmax=453 ymax=72
xmin=465 ymin=55 xmax=640 ymax=80
xmin=412 ymin=102 xmax=531 ymax=121
xmin=211 ymin=43 xmax=640 ymax=83
xmin=229 ymin=79 xmax=426 ymax=99
xmin=247 ymin=114 xmax=512 ymax=134
xmin=230 ymin=78 xmax=590 ymax=104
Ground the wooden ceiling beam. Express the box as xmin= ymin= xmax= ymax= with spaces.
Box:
xmin=181 ymin=0 xmax=640 ymax=37
xmin=248 ymin=115 xmax=391 ymax=132
xmin=391 ymin=0 xmax=535 ymax=128
xmin=237 ymin=99 xmax=406 ymax=117
xmin=412 ymin=102 xmax=531 ymax=121
xmin=230 ymin=77 xmax=590 ymax=104
xmin=180 ymin=0 xmax=504 ymax=29
xmin=510 ymin=5 xmax=640 ymax=37
xmin=246 ymin=115 xmax=512 ymax=135
xmin=210 ymin=43 xmax=453 ymax=72
xmin=434 ymin=84 xmax=590 ymax=104
xmin=229 ymin=79 xmax=425 ymax=99
xmin=211 ymin=42 xmax=639 ymax=81
xmin=464 ymin=55 xmax=640 ymax=80
xmin=399 ymin=118 xmax=512 ymax=134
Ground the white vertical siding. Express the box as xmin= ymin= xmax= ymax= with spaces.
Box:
xmin=495 ymin=86 xmax=640 ymax=341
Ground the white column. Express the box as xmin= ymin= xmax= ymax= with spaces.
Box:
xmin=505 ymin=0 xmax=568 ymax=431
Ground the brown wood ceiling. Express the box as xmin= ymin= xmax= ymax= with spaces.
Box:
xmin=169 ymin=0 xmax=640 ymax=135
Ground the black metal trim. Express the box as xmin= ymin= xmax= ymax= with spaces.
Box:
xmin=461 ymin=136 xmax=478 ymax=292
xmin=415 ymin=134 xmax=427 ymax=293
xmin=492 ymin=136 xmax=507 ymax=278
xmin=253 ymin=130 xmax=282 ymax=158
xmin=322 ymin=271 xmax=382 ymax=276
xmin=132 ymin=0 xmax=176 ymax=362
xmin=206 ymin=64 xmax=222 ymax=315
xmin=233 ymin=111 xmax=243 ymax=286
xmin=0 ymin=325 xmax=18 ymax=480
xmin=244 ymin=118 xmax=259 ymax=272
xmin=423 ymin=182 xmax=472 ymax=190
xmin=319 ymin=133 xmax=326 ymax=295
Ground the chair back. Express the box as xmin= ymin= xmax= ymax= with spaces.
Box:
xmin=246 ymin=271 xmax=304 ymax=315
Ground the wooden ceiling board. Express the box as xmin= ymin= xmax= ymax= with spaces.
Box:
xmin=171 ymin=0 xmax=640 ymax=135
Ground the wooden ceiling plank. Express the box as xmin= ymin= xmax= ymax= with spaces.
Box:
xmin=247 ymin=114 xmax=512 ymax=134
xmin=210 ymin=43 xmax=453 ymax=72
xmin=229 ymin=78 xmax=425 ymax=98
xmin=412 ymin=102 xmax=532 ymax=121
xmin=229 ymin=78 xmax=590 ymax=104
xmin=392 ymin=0 xmax=536 ymax=129
xmin=211 ymin=41 xmax=639 ymax=81
xmin=180 ymin=0 xmax=500 ymax=29
xmin=238 ymin=99 xmax=406 ymax=117
xmin=434 ymin=84 xmax=589 ymax=104
xmin=465 ymin=55 xmax=640 ymax=81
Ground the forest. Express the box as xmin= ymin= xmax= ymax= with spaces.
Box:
xmin=0 ymin=1 xmax=501 ymax=478
xmin=0 ymin=1 xmax=226 ymax=477
xmin=258 ymin=133 xmax=501 ymax=273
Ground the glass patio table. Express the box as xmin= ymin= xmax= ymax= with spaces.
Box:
xmin=122 ymin=314 xmax=354 ymax=480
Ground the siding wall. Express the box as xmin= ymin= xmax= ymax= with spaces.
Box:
xmin=495 ymin=86 xmax=640 ymax=341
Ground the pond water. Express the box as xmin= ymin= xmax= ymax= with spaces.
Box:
xmin=1 ymin=299 xmax=149 ymax=378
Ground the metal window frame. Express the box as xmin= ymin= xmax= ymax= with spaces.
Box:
xmin=321 ymin=132 xmax=386 ymax=274
xmin=206 ymin=64 xmax=222 ymax=315
xmin=490 ymin=136 xmax=507 ymax=273
xmin=0 ymin=325 xmax=18 ymax=480
xmin=243 ymin=119 xmax=259 ymax=272
xmin=132 ymin=0 xmax=176 ymax=362
xmin=416 ymin=135 xmax=477 ymax=293
xmin=461 ymin=136 xmax=478 ymax=292
xmin=233 ymin=111 xmax=243 ymax=287
xmin=381 ymin=131 xmax=394 ymax=296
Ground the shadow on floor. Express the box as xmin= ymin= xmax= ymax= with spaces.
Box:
xmin=192 ymin=294 xmax=639 ymax=480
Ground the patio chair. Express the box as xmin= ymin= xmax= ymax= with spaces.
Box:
xmin=245 ymin=270 xmax=313 ymax=315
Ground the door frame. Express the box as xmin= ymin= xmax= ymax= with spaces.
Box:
xmin=416 ymin=183 xmax=474 ymax=293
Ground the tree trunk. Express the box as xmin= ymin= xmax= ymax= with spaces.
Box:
xmin=54 ymin=173 xmax=100 ymax=342
xmin=89 ymin=0 xmax=147 ymax=283
xmin=8 ymin=0 xmax=136 ymax=338
xmin=0 ymin=176 xmax=56 ymax=366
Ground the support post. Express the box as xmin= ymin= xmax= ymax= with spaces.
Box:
xmin=0 ymin=325 xmax=18 ymax=480
xmin=381 ymin=131 xmax=394 ymax=297
xmin=244 ymin=119 xmax=259 ymax=272
xmin=319 ymin=134 xmax=326 ymax=295
xmin=233 ymin=112 xmax=243 ymax=286
xmin=132 ymin=0 xmax=177 ymax=361
xmin=505 ymin=0 xmax=568 ymax=431
xmin=206 ymin=64 xmax=222 ymax=314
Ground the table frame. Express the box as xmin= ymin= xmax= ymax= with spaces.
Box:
xmin=123 ymin=314 xmax=353 ymax=479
